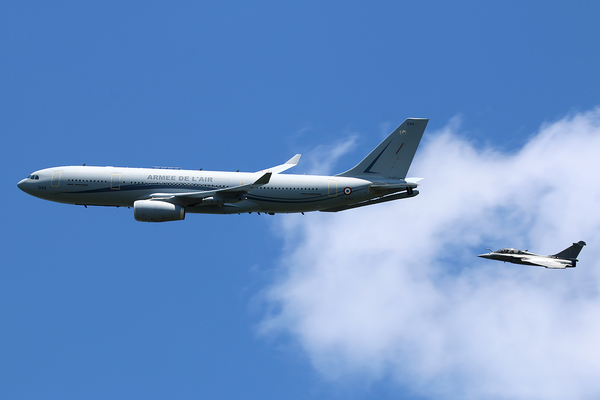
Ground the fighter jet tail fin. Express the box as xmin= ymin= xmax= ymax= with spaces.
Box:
xmin=553 ymin=241 xmax=586 ymax=260
xmin=336 ymin=118 xmax=428 ymax=179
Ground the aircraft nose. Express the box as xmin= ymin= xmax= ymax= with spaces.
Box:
xmin=18 ymin=178 xmax=34 ymax=195
xmin=478 ymin=254 xmax=491 ymax=259
xmin=17 ymin=178 xmax=27 ymax=191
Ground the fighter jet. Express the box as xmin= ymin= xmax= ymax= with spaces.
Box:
xmin=478 ymin=241 xmax=586 ymax=269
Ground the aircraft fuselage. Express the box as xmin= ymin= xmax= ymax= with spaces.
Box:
xmin=477 ymin=243 xmax=586 ymax=269
xmin=18 ymin=118 xmax=429 ymax=221
xmin=18 ymin=165 xmax=398 ymax=214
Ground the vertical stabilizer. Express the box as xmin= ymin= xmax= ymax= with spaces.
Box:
xmin=553 ymin=241 xmax=586 ymax=260
xmin=336 ymin=118 xmax=428 ymax=179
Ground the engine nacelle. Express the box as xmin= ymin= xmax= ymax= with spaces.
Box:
xmin=134 ymin=200 xmax=185 ymax=222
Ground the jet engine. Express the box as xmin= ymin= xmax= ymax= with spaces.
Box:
xmin=134 ymin=200 xmax=185 ymax=222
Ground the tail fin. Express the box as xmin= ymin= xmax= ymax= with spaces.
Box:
xmin=553 ymin=241 xmax=586 ymax=260
xmin=336 ymin=118 xmax=428 ymax=179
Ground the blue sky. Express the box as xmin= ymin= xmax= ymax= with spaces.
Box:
xmin=3 ymin=2 xmax=600 ymax=399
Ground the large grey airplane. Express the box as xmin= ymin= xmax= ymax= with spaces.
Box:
xmin=18 ymin=118 xmax=428 ymax=222
xmin=478 ymin=241 xmax=586 ymax=269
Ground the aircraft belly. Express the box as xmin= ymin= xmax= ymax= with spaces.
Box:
xmin=58 ymin=189 xmax=143 ymax=207
xmin=513 ymin=259 xmax=537 ymax=266
xmin=510 ymin=257 xmax=562 ymax=268
xmin=248 ymin=190 xmax=372 ymax=213
xmin=186 ymin=200 xmax=260 ymax=214
xmin=257 ymin=201 xmax=321 ymax=213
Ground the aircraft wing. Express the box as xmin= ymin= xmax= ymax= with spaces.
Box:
xmin=522 ymin=257 xmax=569 ymax=269
xmin=259 ymin=154 xmax=301 ymax=174
xmin=146 ymin=172 xmax=272 ymax=204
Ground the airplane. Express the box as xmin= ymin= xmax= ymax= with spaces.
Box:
xmin=17 ymin=118 xmax=428 ymax=222
xmin=477 ymin=241 xmax=586 ymax=269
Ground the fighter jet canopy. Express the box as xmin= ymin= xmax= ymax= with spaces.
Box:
xmin=496 ymin=248 xmax=526 ymax=254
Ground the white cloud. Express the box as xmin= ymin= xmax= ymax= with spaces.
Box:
xmin=303 ymin=134 xmax=358 ymax=175
xmin=260 ymin=108 xmax=600 ymax=400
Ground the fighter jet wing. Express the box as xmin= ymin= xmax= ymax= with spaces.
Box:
xmin=522 ymin=257 xmax=569 ymax=269
xmin=258 ymin=154 xmax=301 ymax=174
xmin=146 ymin=172 xmax=272 ymax=203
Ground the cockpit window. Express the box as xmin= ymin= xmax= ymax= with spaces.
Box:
xmin=29 ymin=175 xmax=39 ymax=180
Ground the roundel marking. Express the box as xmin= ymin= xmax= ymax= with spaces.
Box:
xmin=343 ymin=187 xmax=352 ymax=195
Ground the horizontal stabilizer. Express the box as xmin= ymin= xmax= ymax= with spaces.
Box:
xmin=369 ymin=180 xmax=420 ymax=195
